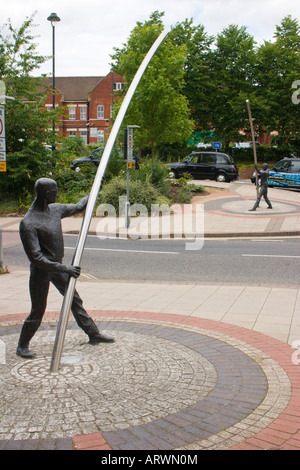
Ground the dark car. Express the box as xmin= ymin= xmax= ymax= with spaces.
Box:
xmin=71 ymin=148 xmax=104 ymax=171
xmin=251 ymin=158 xmax=300 ymax=188
xmin=166 ymin=152 xmax=239 ymax=182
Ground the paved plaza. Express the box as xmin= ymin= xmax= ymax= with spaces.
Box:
xmin=0 ymin=181 xmax=300 ymax=450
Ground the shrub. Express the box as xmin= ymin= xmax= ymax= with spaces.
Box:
xmin=98 ymin=175 xmax=160 ymax=215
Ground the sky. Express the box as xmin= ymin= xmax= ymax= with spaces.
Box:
xmin=2 ymin=0 xmax=299 ymax=77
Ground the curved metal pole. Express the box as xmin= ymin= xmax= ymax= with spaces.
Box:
xmin=50 ymin=29 xmax=168 ymax=372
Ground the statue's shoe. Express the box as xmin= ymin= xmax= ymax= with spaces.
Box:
xmin=16 ymin=345 xmax=36 ymax=359
xmin=89 ymin=332 xmax=115 ymax=344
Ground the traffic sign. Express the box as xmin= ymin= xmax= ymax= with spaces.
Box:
xmin=213 ymin=142 xmax=221 ymax=149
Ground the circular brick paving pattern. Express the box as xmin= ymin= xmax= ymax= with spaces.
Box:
xmin=204 ymin=196 xmax=300 ymax=216
xmin=0 ymin=318 xmax=292 ymax=450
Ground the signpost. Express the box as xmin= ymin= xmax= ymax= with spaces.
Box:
xmin=125 ymin=125 xmax=140 ymax=228
xmin=0 ymin=105 xmax=6 ymax=172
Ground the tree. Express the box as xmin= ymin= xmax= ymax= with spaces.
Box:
xmin=255 ymin=16 xmax=300 ymax=150
xmin=207 ymin=24 xmax=258 ymax=146
xmin=170 ymin=19 xmax=215 ymax=142
xmin=110 ymin=11 xmax=194 ymax=159
xmin=0 ymin=13 xmax=59 ymax=200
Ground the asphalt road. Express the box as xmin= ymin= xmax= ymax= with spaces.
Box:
xmin=4 ymin=235 xmax=300 ymax=286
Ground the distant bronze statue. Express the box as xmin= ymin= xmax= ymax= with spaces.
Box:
xmin=249 ymin=163 xmax=273 ymax=211
xmin=17 ymin=178 xmax=114 ymax=359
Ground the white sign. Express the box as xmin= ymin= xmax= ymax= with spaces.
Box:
xmin=127 ymin=128 xmax=134 ymax=161
xmin=0 ymin=105 xmax=5 ymax=138
xmin=0 ymin=105 xmax=6 ymax=170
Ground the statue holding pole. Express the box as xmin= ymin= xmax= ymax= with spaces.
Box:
xmin=246 ymin=100 xmax=272 ymax=212
xmin=246 ymin=99 xmax=259 ymax=197
xmin=249 ymin=163 xmax=273 ymax=211
xmin=16 ymin=178 xmax=114 ymax=359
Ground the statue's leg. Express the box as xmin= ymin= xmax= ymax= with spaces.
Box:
xmin=249 ymin=186 xmax=263 ymax=211
xmin=17 ymin=267 xmax=49 ymax=358
xmin=263 ymin=191 xmax=272 ymax=208
xmin=51 ymin=272 xmax=114 ymax=343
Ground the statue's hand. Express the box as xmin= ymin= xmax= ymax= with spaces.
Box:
xmin=66 ymin=266 xmax=81 ymax=278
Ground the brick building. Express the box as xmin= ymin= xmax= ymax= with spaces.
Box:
xmin=44 ymin=72 xmax=125 ymax=145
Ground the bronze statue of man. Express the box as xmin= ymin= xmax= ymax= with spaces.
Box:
xmin=249 ymin=163 xmax=273 ymax=211
xmin=17 ymin=178 xmax=114 ymax=359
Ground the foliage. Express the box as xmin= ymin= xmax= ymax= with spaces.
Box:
xmin=130 ymin=157 xmax=170 ymax=196
xmin=0 ymin=13 xmax=62 ymax=201
xmin=173 ymin=15 xmax=299 ymax=152
xmin=97 ymin=175 xmax=160 ymax=215
xmin=255 ymin=16 xmax=300 ymax=143
xmin=97 ymin=158 xmax=205 ymax=215
xmin=111 ymin=11 xmax=194 ymax=158
xmin=1 ymin=12 xmax=300 ymax=210
xmin=0 ymin=141 xmax=49 ymax=201
xmin=230 ymin=145 xmax=294 ymax=163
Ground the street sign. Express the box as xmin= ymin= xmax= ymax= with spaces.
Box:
xmin=213 ymin=142 xmax=221 ymax=149
xmin=0 ymin=105 xmax=6 ymax=171
xmin=127 ymin=127 xmax=134 ymax=162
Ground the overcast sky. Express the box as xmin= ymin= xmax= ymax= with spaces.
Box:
xmin=2 ymin=0 xmax=299 ymax=77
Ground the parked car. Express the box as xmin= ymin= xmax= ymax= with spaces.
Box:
xmin=71 ymin=147 xmax=104 ymax=171
xmin=166 ymin=152 xmax=239 ymax=182
xmin=251 ymin=158 xmax=300 ymax=188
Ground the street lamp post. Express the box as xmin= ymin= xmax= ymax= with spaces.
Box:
xmin=47 ymin=12 xmax=61 ymax=152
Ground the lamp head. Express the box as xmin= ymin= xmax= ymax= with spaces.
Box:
xmin=47 ymin=13 xmax=61 ymax=26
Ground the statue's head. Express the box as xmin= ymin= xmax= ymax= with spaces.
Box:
xmin=262 ymin=163 xmax=268 ymax=170
xmin=34 ymin=178 xmax=58 ymax=203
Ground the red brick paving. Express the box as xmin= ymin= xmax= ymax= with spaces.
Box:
xmin=2 ymin=309 xmax=299 ymax=450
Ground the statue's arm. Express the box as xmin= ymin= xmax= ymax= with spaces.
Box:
xmin=254 ymin=165 xmax=261 ymax=175
xmin=61 ymin=195 xmax=89 ymax=218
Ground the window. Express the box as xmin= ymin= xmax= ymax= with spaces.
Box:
xmin=290 ymin=161 xmax=300 ymax=172
xmin=185 ymin=154 xmax=199 ymax=163
xmin=113 ymin=82 xmax=124 ymax=91
xmin=69 ymin=106 xmax=76 ymax=120
xmin=274 ymin=160 xmax=290 ymax=172
xmin=80 ymin=106 xmax=87 ymax=121
xmin=97 ymin=105 xmax=104 ymax=119
xmin=97 ymin=130 xmax=104 ymax=144
xmin=216 ymin=155 xmax=227 ymax=164
xmin=200 ymin=154 xmax=215 ymax=164
xmin=69 ymin=130 xmax=76 ymax=138
xmin=80 ymin=130 xmax=87 ymax=145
